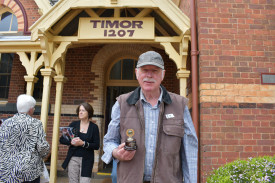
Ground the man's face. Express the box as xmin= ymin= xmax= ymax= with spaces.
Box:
xmin=135 ymin=65 xmax=165 ymax=93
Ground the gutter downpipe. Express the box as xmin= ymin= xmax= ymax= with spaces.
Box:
xmin=190 ymin=0 xmax=200 ymax=182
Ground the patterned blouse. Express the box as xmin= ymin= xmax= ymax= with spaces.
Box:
xmin=0 ymin=113 xmax=50 ymax=183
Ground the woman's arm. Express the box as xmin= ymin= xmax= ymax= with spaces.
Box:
xmin=84 ymin=123 xmax=100 ymax=150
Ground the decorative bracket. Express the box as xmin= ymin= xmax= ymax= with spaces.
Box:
xmin=17 ymin=51 xmax=44 ymax=76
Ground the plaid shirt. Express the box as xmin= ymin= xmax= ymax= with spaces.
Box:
xmin=102 ymin=89 xmax=198 ymax=183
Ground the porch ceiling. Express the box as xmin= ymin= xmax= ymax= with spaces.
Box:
xmin=30 ymin=0 xmax=190 ymax=41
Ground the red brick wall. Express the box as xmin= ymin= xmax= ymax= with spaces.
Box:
xmin=197 ymin=0 xmax=274 ymax=85
xmin=8 ymin=54 xmax=27 ymax=102
xmin=18 ymin=0 xmax=40 ymax=29
xmin=197 ymin=0 xmax=275 ymax=182
xmin=200 ymin=102 xmax=275 ymax=181
xmin=49 ymin=46 xmax=104 ymax=104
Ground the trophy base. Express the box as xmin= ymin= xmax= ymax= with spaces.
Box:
xmin=124 ymin=145 xmax=137 ymax=151
xmin=124 ymin=140 xmax=137 ymax=151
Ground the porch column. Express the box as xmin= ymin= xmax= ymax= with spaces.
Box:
xmin=50 ymin=75 xmax=67 ymax=183
xmin=176 ymin=69 xmax=190 ymax=97
xmin=24 ymin=76 xmax=38 ymax=95
xmin=40 ymin=68 xmax=56 ymax=132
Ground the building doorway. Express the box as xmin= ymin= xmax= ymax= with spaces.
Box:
xmin=104 ymin=86 xmax=137 ymax=134
xmin=103 ymin=58 xmax=138 ymax=171
xmin=104 ymin=58 xmax=139 ymax=135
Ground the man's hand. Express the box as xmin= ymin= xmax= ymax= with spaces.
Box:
xmin=112 ymin=143 xmax=136 ymax=161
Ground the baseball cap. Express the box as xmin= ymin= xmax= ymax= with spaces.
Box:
xmin=136 ymin=51 xmax=164 ymax=69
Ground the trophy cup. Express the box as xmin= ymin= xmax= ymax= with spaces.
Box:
xmin=124 ymin=129 xmax=137 ymax=151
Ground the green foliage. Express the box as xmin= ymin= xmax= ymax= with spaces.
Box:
xmin=206 ymin=156 xmax=275 ymax=183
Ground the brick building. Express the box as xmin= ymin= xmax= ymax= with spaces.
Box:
xmin=0 ymin=0 xmax=274 ymax=182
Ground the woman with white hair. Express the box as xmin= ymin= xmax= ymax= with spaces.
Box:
xmin=0 ymin=94 xmax=50 ymax=183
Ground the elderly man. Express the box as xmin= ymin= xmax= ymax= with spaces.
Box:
xmin=0 ymin=94 xmax=50 ymax=183
xmin=102 ymin=51 xmax=198 ymax=183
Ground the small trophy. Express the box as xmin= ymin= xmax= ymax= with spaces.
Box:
xmin=124 ymin=129 xmax=137 ymax=151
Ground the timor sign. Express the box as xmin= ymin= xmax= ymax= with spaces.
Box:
xmin=78 ymin=18 xmax=154 ymax=39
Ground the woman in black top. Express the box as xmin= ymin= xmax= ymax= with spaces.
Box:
xmin=59 ymin=102 xmax=100 ymax=183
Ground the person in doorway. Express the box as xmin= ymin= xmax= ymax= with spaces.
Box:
xmin=0 ymin=94 xmax=50 ymax=183
xmin=102 ymin=51 xmax=198 ymax=183
xmin=59 ymin=102 xmax=100 ymax=183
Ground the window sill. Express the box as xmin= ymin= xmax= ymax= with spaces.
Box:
xmin=0 ymin=100 xmax=8 ymax=105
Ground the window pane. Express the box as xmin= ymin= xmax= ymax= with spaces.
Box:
xmin=122 ymin=59 xmax=134 ymax=80
xmin=7 ymin=54 xmax=14 ymax=73
xmin=110 ymin=60 xmax=121 ymax=80
xmin=0 ymin=53 xmax=13 ymax=99
xmin=0 ymin=87 xmax=8 ymax=98
xmin=0 ymin=61 xmax=7 ymax=73
xmin=0 ymin=53 xmax=14 ymax=73
xmin=1 ymin=12 xmax=11 ymax=20
xmin=11 ymin=14 xmax=18 ymax=31
xmin=0 ymin=75 xmax=8 ymax=86
xmin=0 ymin=12 xmax=12 ymax=31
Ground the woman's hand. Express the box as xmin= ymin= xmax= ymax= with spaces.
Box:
xmin=71 ymin=137 xmax=84 ymax=146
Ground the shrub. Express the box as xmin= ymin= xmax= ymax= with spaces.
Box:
xmin=206 ymin=156 xmax=275 ymax=183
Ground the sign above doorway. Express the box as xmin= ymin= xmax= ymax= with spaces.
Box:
xmin=78 ymin=17 xmax=155 ymax=39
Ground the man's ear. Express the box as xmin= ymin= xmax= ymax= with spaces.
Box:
xmin=162 ymin=70 xmax=166 ymax=80
xmin=135 ymin=68 xmax=139 ymax=79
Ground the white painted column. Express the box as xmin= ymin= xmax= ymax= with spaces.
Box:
xmin=176 ymin=69 xmax=190 ymax=97
xmin=40 ymin=68 xmax=56 ymax=132
xmin=49 ymin=75 xmax=67 ymax=183
xmin=24 ymin=76 xmax=38 ymax=95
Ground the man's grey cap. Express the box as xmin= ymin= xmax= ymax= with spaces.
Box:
xmin=137 ymin=51 xmax=164 ymax=69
